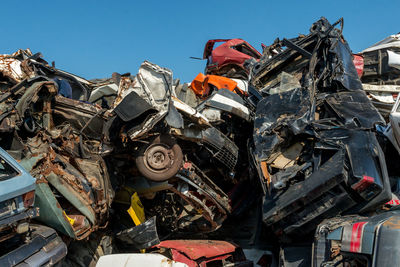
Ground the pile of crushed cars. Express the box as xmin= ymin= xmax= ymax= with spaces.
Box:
xmin=1 ymin=17 xmax=400 ymax=267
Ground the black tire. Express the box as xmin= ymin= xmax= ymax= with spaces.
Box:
xmin=136 ymin=135 xmax=183 ymax=181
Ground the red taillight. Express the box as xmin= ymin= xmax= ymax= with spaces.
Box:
xmin=386 ymin=199 xmax=400 ymax=206
xmin=353 ymin=54 xmax=364 ymax=78
xmin=22 ymin=191 xmax=35 ymax=208
xmin=351 ymin=175 xmax=374 ymax=192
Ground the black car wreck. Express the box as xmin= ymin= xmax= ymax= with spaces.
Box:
xmin=249 ymin=17 xmax=391 ymax=240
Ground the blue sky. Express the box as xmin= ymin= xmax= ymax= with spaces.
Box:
xmin=1 ymin=0 xmax=398 ymax=82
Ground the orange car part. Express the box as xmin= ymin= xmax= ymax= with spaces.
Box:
xmin=190 ymin=73 xmax=244 ymax=98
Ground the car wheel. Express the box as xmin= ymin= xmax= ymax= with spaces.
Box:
xmin=136 ymin=135 xmax=183 ymax=181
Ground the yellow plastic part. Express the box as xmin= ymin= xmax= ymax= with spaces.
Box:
xmin=127 ymin=192 xmax=145 ymax=226
xmin=63 ymin=211 xmax=75 ymax=226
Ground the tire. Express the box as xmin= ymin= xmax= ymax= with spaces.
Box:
xmin=136 ymin=135 xmax=183 ymax=181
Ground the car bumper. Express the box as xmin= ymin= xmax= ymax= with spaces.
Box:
xmin=0 ymin=224 xmax=67 ymax=266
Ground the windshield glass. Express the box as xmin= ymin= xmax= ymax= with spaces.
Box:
xmin=0 ymin=157 xmax=19 ymax=181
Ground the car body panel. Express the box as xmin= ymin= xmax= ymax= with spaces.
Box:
xmin=33 ymin=182 xmax=76 ymax=238
xmin=313 ymin=210 xmax=400 ymax=267
xmin=0 ymin=148 xmax=35 ymax=204
xmin=155 ymin=240 xmax=252 ymax=267
xmin=0 ymin=148 xmax=36 ymax=226
xmin=157 ymin=240 xmax=237 ymax=260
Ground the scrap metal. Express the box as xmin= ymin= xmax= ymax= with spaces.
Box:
xmin=1 ymin=16 xmax=400 ymax=267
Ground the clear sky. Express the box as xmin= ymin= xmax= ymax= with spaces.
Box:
xmin=1 ymin=0 xmax=398 ymax=83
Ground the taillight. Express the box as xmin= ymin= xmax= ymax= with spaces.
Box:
xmin=22 ymin=191 xmax=35 ymax=208
xmin=386 ymin=199 xmax=400 ymax=206
xmin=351 ymin=175 xmax=374 ymax=193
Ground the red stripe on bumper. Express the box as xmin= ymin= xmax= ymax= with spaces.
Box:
xmin=350 ymin=221 xmax=367 ymax=252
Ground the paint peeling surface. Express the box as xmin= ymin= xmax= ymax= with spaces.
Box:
xmin=0 ymin=49 xmax=35 ymax=83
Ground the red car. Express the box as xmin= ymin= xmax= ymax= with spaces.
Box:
xmin=155 ymin=240 xmax=253 ymax=267
xmin=203 ymin=39 xmax=261 ymax=79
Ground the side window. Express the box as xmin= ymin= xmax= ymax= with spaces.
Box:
xmin=0 ymin=157 xmax=18 ymax=181
xmin=233 ymin=44 xmax=260 ymax=58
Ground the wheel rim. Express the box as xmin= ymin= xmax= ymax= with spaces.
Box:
xmin=143 ymin=144 xmax=175 ymax=173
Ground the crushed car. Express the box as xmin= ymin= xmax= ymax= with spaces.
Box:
xmin=353 ymin=33 xmax=400 ymax=118
xmin=97 ymin=240 xmax=253 ymax=267
xmin=0 ymin=147 xmax=67 ymax=266
xmin=106 ymin=61 xmax=260 ymax=235
xmin=0 ymin=50 xmax=114 ymax=240
xmin=203 ymin=38 xmax=261 ymax=79
xmin=249 ymin=17 xmax=391 ymax=239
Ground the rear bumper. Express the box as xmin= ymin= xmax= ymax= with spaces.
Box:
xmin=0 ymin=224 xmax=67 ymax=266
xmin=0 ymin=208 xmax=39 ymax=227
